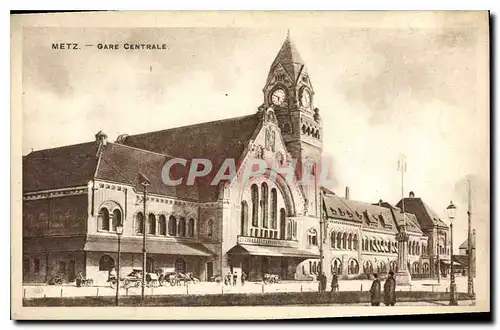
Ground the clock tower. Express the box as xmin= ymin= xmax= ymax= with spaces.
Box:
xmin=260 ymin=32 xmax=323 ymax=217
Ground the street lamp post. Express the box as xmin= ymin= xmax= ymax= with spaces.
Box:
xmin=446 ymin=201 xmax=458 ymax=306
xmin=436 ymin=225 xmax=440 ymax=285
xmin=466 ymin=179 xmax=474 ymax=296
xmin=139 ymin=173 xmax=151 ymax=302
xmin=115 ymin=223 xmax=124 ymax=306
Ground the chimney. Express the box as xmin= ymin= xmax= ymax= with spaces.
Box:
xmin=409 ymin=191 xmax=415 ymax=198
xmin=345 ymin=186 xmax=350 ymax=200
xmin=95 ymin=130 xmax=108 ymax=146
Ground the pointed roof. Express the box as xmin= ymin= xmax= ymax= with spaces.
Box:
xmin=459 ymin=231 xmax=476 ymax=249
xmin=396 ymin=197 xmax=448 ymax=230
xmin=23 ymin=142 xmax=99 ymax=193
xmin=270 ymin=33 xmax=305 ymax=82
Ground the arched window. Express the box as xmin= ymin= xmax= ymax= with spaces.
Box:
xmin=178 ymin=217 xmax=186 ymax=237
xmin=99 ymin=208 xmax=110 ymax=231
xmin=99 ymin=255 xmax=115 ymax=271
xmin=270 ymin=188 xmax=277 ymax=229
xmin=377 ymin=261 xmax=386 ymax=274
xmin=112 ymin=209 xmax=121 ymax=232
xmin=174 ymin=258 xmax=186 ymax=273
xmin=353 ymin=234 xmax=358 ymax=251
xmin=241 ymin=201 xmax=248 ymax=236
xmin=136 ymin=212 xmax=144 ymax=234
xmin=332 ymin=258 xmax=342 ymax=275
xmin=146 ymin=257 xmax=154 ymax=273
xmin=251 ymin=184 xmax=259 ymax=227
xmin=147 ymin=213 xmax=156 ymax=235
xmin=423 ymin=262 xmax=429 ymax=274
xmin=207 ymin=219 xmax=214 ymax=237
xmin=308 ymin=228 xmax=318 ymax=246
xmin=348 ymin=258 xmax=359 ymax=275
xmin=348 ymin=233 xmax=353 ymax=250
xmin=158 ymin=215 xmax=167 ymax=236
xmin=390 ymin=261 xmax=398 ymax=273
xmin=330 ymin=231 xmax=336 ymax=248
xmin=342 ymin=232 xmax=347 ymax=249
xmin=261 ymin=183 xmax=269 ymax=228
xmin=188 ymin=218 xmax=195 ymax=237
xmin=364 ymin=261 xmax=373 ymax=274
xmin=168 ymin=215 xmax=177 ymax=236
xmin=336 ymin=232 xmax=342 ymax=249
xmin=412 ymin=262 xmax=420 ymax=274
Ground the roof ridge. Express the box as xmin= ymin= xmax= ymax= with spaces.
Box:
xmin=25 ymin=141 xmax=95 ymax=156
xmin=107 ymin=141 xmax=181 ymax=160
xmin=126 ymin=113 xmax=258 ymax=139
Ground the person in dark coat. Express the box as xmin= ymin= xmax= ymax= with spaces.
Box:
xmin=331 ymin=271 xmax=339 ymax=292
xmin=319 ymin=272 xmax=327 ymax=292
xmin=384 ymin=271 xmax=396 ymax=306
xmin=369 ymin=273 xmax=382 ymax=306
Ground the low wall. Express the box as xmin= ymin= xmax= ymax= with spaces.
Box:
xmin=23 ymin=291 xmax=474 ymax=307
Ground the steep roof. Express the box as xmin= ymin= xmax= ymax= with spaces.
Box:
xmin=270 ymin=34 xmax=305 ymax=82
xmin=23 ymin=142 xmax=99 ymax=193
xmin=120 ymin=114 xmax=261 ymax=201
xmin=95 ymin=143 xmax=199 ymax=200
xmin=322 ymin=191 xmax=423 ymax=234
xmin=23 ymin=113 xmax=261 ymax=202
xmin=396 ymin=197 xmax=448 ymax=230
xmin=459 ymin=231 xmax=476 ymax=249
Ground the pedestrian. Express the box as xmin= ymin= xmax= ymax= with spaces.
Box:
xmin=233 ymin=271 xmax=238 ymax=286
xmin=369 ymin=273 xmax=381 ymax=306
xmin=75 ymin=272 xmax=83 ymax=287
xmin=384 ymin=271 xmax=396 ymax=306
xmin=331 ymin=271 xmax=339 ymax=292
xmin=241 ymin=272 xmax=247 ymax=286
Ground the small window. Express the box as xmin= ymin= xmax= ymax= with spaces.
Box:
xmin=99 ymin=208 xmax=110 ymax=231
xmin=158 ymin=215 xmax=167 ymax=236
xmin=168 ymin=215 xmax=177 ymax=236
xmin=308 ymin=228 xmax=318 ymax=246
xmin=148 ymin=214 xmax=156 ymax=235
xmin=136 ymin=212 xmax=144 ymax=234
xmin=207 ymin=219 xmax=214 ymax=237
xmin=188 ymin=218 xmax=195 ymax=237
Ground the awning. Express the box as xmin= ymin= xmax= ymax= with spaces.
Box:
xmin=84 ymin=236 xmax=215 ymax=257
xmin=24 ymin=236 xmax=86 ymax=254
xmin=227 ymin=244 xmax=319 ymax=258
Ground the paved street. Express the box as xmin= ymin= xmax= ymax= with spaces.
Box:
xmin=23 ymin=275 xmax=475 ymax=299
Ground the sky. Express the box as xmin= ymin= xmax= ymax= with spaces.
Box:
xmin=21 ymin=13 xmax=489 ymax=250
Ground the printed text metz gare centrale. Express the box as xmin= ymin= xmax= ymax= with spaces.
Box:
xmin=51 ymin=43 xmax=168 ymax=50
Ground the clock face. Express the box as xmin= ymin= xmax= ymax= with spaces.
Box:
xmin=271 ymin=88 xmax=286 ymax=106
xmin=301 ymin=89 xmax=311 ymax=107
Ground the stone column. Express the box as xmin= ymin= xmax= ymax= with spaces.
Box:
xmin=395 ymin=230 xmax=411 ymax=286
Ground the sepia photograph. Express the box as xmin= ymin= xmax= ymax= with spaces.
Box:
xmin=10 ymin=11 xmax=490 ymax=320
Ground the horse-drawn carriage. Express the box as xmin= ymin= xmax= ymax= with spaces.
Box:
xmin=158 ymin=271 xmax=199 ymax=286
xmin=262 ymin=273 xmax=280 ymax=285
xmin=108 ymin=269 xmax=159 ymax=289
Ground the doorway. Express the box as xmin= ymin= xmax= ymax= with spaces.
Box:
xmin=68 ymin=260 xmax=76 ymax=282
xmin=206 ymin=262 xmax=213 ymax=281
xmin=280 ymin=258 xmax=288 ymax=280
